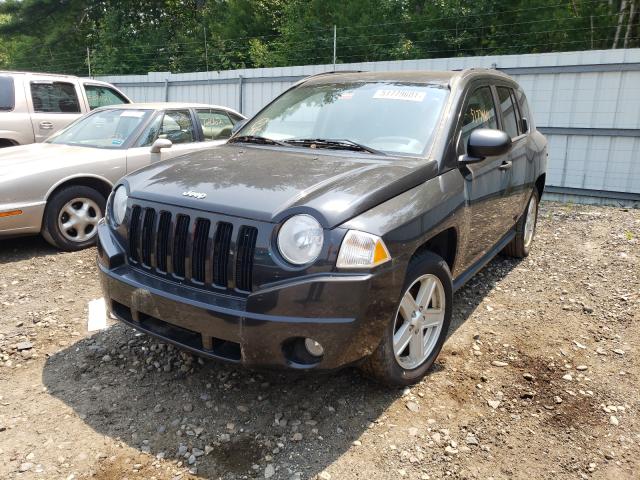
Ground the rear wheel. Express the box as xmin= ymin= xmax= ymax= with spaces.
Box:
xmin=362 ymin=251 xmax=452 ymax=386
xmin=42 ymin=186 xmax=105 ymax=251
xmin=504 ymin=189 xmax=539 ymax=258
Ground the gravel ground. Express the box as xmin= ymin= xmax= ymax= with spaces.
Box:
xmin=0 ymin=201 xmax=638 ymax=480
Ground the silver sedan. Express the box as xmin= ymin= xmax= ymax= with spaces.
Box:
xmin=0 ymin=102 xmax=245 ymax=250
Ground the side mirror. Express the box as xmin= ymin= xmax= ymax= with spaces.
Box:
xmin=150 ymin=138 xmax=172 ymax=153
xmin=459 ymin=129 xmax=511 ymax=164
xmin=231 ymin=119 xmax=247 ymax=135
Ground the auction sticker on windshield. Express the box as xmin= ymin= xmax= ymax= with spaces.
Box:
xmin=373 ymin=89 xmax=426 ymax=102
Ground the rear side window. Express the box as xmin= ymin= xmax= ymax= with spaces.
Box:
xmin=515 ymin=89 xmax=531 ymax=133
xmin=196 ymin=109 xmax=234 ymax=140
xmin=85 ymin=84 xmax=129 ymax=110
xmin=460 ymin=86 xmax=498 ymax=150
xmin=497 ymin=87 xmax=519 ymax=139
xmin=0 ymin=76 xmax=15 ymax=111
xmin=30 ymin=81 xmax=81 ymax=113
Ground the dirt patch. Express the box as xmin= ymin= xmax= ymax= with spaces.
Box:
xmin=1 ymin=203 xmax=639 ymax=480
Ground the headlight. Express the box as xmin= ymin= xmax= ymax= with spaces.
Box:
xmin=277 ymin=214 xmax=324 ymax=265
xmin=336 ymin=230 xmax=391 ymax=269
xmin=111 ymin=185 xmax=128 ymax=226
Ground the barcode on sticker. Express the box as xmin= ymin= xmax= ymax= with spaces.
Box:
xmin=373 ymin=90 xmax=426 ymax=102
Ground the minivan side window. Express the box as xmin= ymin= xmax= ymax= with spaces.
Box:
xmin=496 ymin=87 xmax=519 ymax=139
xmin=196 ymin=109 xmax=235 ymax=140
xmin=85 ymin=84 xmax=129 ymax=110
xmin=30 ymin=81 xmax=81 ymax=113
xmin=0 ymin=76 xmax=15 ymax=111
xmin=460 ymin=86 xmax=498 ymax=150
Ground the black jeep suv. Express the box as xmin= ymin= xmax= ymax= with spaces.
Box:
xmin=97 ymin=69 xmax=547 ymax=386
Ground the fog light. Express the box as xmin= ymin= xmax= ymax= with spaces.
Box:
xmin=304 ymin=338 xmax=324 ymax=357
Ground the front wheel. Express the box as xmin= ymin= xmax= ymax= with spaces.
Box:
xmin=361 ymin=251 xmax=453 ymax=386
xmin=42 ymin=186 xmax=105 ymax=251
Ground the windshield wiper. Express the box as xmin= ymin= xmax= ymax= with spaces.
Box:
xmin=228 ymin=135 xmax=289 ymax=147
xmin=283 ymin=138 xmax=386 ymax=155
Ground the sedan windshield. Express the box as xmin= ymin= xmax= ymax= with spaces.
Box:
xmin=48 ymin=109 xmax=153 ymax=149
xmin=238 ymin=81 xmax=449 ymax=156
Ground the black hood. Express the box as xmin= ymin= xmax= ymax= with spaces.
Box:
xmin=124 ymin=145 xmax=438 ymax=228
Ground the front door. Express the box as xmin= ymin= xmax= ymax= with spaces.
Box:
xmin=26 ymin=76 xmax=84 ymax=142
xmin=126 ymin=109 xmax=203 ymax=174
xmin=458 ymin=85 xmax=513 ymax=269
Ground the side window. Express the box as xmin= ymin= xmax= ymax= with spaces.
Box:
xmin=496 ymin=87 xmax=519 ymax=139
xmin=0 ymin=76 xmax=15 ymax=111
xmin=196 ymin=109 xmax=234 ymax=140
xmin=30 ymin=81 xmax=80 ymax=113
xmin=460 ymin=86 xmax=498 ymax=150
xmin=85 ymin=85 xmax=129 ymax=110
xmin=158 ymin=110 xmax=195 ymax=144
xmin=136 ymin=114 xmax=163 ymax=147
xmin=514 ymin=89 xmax=531 ymax=133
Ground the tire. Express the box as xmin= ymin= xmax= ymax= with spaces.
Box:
xmin=503 ymin=189 xmax=539 ymax=258
xmin=361 ymin=251 xmax=453 ymax=387
xmin=41 ymin=185 xmax=106 ymax=251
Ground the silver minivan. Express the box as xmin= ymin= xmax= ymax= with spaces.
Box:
xmin=0 ymin=71 xmax=131 ymax=147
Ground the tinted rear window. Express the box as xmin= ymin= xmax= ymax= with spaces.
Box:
xmin=0 ymin=76 xmax=15 ymax=111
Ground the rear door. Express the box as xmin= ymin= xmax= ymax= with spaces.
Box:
xmin=496 ymin=85 xmax=530 ymax=222
xmin=194 ymin=108 xmax=237 ymax=147
xmin=26 ymin=76 xmax=84 ymax=142
xmin=457 ymin=84 xmax=513 ymax=268
xmin=126 ymin=109 xmax=202 ymax=173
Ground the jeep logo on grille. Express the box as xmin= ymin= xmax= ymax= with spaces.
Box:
xmin=182 ymin=191 xmax=207 ymax=199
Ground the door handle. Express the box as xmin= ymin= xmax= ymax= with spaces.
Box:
xmin=39 ymin=121 xmax=53 ymax=130
xmin=498 ymin=160 xmax=512 ymax=171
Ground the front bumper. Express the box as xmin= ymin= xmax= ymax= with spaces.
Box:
xmin=0 ymin=201 xmax=45 ymax=238
xmin=97 ymin=222 xmax=405 ymax=370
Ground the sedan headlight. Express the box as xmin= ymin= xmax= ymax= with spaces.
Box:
xmin=277 ymin=214 xmax=324 ymax=265
xmin=336 ymin=230 xmax=391 ymax=269
xmin=111 ymin=185 xmax=128 ymax=226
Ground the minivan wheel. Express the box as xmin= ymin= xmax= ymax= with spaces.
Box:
xmin=362 ymin=251 xmax=453 ymax=387
xmin=504 ymin=189 xmax=539 ymax=258
xmin=42 ymin=186 xmax=105 ymax=251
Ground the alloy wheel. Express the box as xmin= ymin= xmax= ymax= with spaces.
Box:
xmin=523 ymin=196 xmax=537 ymax=248
xmin=393 ymin=273 xmax=446 ymax=370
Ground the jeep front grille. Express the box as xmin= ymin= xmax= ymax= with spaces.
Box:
xmin=127 ymin=205 xmax=258 ymax=293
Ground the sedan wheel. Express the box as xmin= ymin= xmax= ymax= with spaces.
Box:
xmin=57 ymin=197 xmax=102 ymax=243
xmin=393 ymin=273 xmax=446 ymax=370
xmin=42 ymin=185 xmax=106 ymax=251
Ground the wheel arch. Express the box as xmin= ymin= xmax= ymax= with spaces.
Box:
xmin=45 ymin=174 xmax=114 ymax=204
xmin=411 ymin=227 xmax=458 ymax=274
xmin=0 ymin=138 xmax=19 ymax=148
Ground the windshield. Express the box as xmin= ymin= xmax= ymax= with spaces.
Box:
xmin=239 ymin=81 xmax=449 ymax=156
xmin=48 ymin=109 xmax=153 ymax=149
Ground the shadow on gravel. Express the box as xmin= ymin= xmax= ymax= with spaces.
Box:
xmin=42 ymin=255 xmax=519 ymax=479
xmin=0 ymin=235 xmax=60 ymax=264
